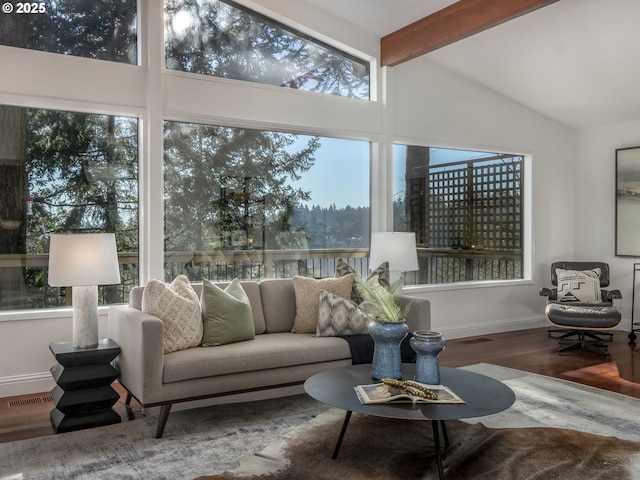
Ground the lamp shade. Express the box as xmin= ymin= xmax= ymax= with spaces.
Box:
xmin=369 ymin=232 xmax=419 ymax=272
xmin=48 ymin=233 xmax=121 ymax=287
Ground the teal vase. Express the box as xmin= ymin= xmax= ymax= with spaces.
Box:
xmin=410 ymin=330 xmax=446 ymax=385
xmin=368 ymin=320 xmax=409 ymax=381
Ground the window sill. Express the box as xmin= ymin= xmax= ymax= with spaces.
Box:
xmin=0 ymin=305 xmax=114 ymax=323
xmin=402 ymin=278 xmax=533 ymax=295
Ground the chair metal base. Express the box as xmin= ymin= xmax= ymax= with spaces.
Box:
xmin=548 ymin=328 xmax=613 ymax=342
xmin=556 ymin=331 xmax=610 ymax=357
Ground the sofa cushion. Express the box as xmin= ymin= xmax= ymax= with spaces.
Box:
xmin=316 ymin=290 xmax=371 ymax=336
xmin=259 ymin=278 xmax=297 ymax=333
xmin=556 ymin=268 xmax=602 ymax=303
xmin=291 ymin=274 xmax=354 ymax=334
xmin=162 ymin=332 xmax=352 ymax=383
xmin=201 ymin=278 xmax=255 ymax=347
xmin=141 ymin=275 xmax=203 ymax=354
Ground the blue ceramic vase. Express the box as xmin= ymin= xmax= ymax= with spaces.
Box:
xmin=368 ymin=320 xmax=409 ymax=380
xmin=410 ymin=330 xmax=446 ymax=385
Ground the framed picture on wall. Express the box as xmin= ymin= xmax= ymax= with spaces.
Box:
xmin=616 ymin=146 xmax=640 ymax=256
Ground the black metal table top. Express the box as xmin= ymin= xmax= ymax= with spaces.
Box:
xmin=304 ymin=363 xmax=515 ymax=421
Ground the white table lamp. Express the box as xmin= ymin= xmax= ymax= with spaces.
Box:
xmin=369 ymin=232 xmax=419 ymax=281
xmin=48 ymin=233 xmax=121 ymax=349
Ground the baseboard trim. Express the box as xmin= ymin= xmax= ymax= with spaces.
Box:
xmin=0 ymin=372 xmax=54 ymax=398
xmin=437 ymin=315 xmax=548 ymax=340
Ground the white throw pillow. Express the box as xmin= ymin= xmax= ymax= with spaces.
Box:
xmin=556 ymin=268 xmax=602 ymax=303
xmin=142 ymin=275 xmax=203 ymax=353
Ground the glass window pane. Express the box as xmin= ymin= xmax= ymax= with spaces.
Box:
xmin=394 ymin=145 xmax=523 ymax=284
xmin=164 ymin=121 xmax=370 ymax=281
xmin=165 ymin=0 xmax=370 ymax=100
xmin=0 ymin=0 xmax=137 ymax=64
xmin=0 ymin=105 xmax=139 ymax=311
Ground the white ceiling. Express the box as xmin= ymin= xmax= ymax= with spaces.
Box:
xmin=302 ymin=0 xmax=640 ymax=130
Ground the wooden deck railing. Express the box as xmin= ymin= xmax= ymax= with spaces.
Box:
xmin=0 ymin=247 xmax=521 ymax=310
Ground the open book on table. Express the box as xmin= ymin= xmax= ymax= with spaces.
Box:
xmin=354 ymin=380 xmax=465 ymax=405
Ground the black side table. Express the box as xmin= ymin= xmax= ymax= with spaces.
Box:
xmin=49 ymin=338 xmax=121 ymax=433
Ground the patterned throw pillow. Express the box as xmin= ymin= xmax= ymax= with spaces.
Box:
xmin=291 ymin=274 xmax=354 ymax=333
xmin=556 ymin=268 xmax=602 ymax=303
xmin=142 ymin=275 xmax=203 ymax=354
xmin=316 ymin=290 xmax=372 ymax=336
xmin=200 ymin=278 xmax=255 ymax=347
xmin=335 ymin=258 xmax=390 ymax=303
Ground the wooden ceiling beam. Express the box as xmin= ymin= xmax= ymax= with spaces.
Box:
xmin=381 ymin=0 xmax=559 ymax=67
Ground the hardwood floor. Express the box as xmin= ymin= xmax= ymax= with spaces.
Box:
xmin=1 ymin=327 xmax=638 ymax=444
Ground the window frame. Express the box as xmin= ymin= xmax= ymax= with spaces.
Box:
xmin=161 ymin=118 xmax=374 ymax=282
xmin=0 ymin=0 xmax=139 ymax=65
xmin=0 ymin=96 xmax=145 ymax=315
xmin=163 ymin=0 xmax=375 ymax=101
xmin=392 ymin=139 xmax=533 ymax=292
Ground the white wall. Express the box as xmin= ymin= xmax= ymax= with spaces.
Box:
xmin=575 ymin=120 xmax=640 ymax=324
xmin=0 ymin=1 xmax=584 ymax=397
xmin=390 ymin=56 xmax=577 ymax=338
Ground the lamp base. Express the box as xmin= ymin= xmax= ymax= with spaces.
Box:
xmin=72 ymin=285 xmax=99 ymax=349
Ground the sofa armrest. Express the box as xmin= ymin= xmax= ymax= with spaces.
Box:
xmin=108 ymin=304 xmax=165 ymax=405
xmin=398 ymin=295 xmax=430 ymax=333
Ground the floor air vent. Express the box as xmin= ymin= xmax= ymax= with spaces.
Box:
xmin=8 ymin=395 xmax=53 ymax=408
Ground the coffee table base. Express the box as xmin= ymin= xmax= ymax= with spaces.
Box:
xmin=305 ymin=365 xmax=515 ymax=480
xmin=332 ymin=410 xmax=450 ymax=480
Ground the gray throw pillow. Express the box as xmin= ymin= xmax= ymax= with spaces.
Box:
xmin=316 ymin=290 xmax=372 ymax=336
xmin=201 ymin=278 xmax=255 ymax=347
xmin=335 ymin=258 xmax=390 ymax=303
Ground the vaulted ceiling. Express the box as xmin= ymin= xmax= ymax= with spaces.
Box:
xmin=301 ymin=0 xmax=640 ymax=130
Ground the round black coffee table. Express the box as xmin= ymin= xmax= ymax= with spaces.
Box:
xmin=304 ymin=364 xmax=515 ymax=480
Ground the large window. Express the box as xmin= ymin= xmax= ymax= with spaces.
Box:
xmin=394 ymin=145 xmax=523 ymax=284
xmin=0 ymin=0 xmax=137 ymax=64
xmin=163 ymin=121 xmax=370 ymax=281
xmin=165 ymin=0 xmax=370 ymax=99
xmin=0 ymin=105 xmax=139 ymax=311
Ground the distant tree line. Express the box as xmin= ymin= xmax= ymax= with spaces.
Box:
xmin=289 ymin=204 xmax=369 ymax=249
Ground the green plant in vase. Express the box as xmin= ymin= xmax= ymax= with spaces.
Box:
xmin=355 ymin=275 xmax=411 ymax=380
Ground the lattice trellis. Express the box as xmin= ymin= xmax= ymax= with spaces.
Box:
xmin=407 ymin=155 xmax=523 ymax=251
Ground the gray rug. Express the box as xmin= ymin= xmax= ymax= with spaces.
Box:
xmin=1 ymin=363 xmax=639 ymax=479
xmin=459 ymin=363 xmax=640 ymax=441
xmin=0 ymin=393 xmax=326 ymax=479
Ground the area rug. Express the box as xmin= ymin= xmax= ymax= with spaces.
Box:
xmin=198 ymin=363 xmax=640 ymax=480
xmin=1 ymin=363 xmax=639 ymax=479
xmin=197 ymin=409 xmax=640 ymax=480
xmin=0 ymin=393 xmax=326 ymax=480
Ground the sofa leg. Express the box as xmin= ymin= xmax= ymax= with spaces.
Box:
xmin=124 ymin=392 xmax=137 ymax=421
xmin=156 ymin=404 xmax=172 ymax=438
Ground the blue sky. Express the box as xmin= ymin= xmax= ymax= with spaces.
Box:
xmin=289 ymin=136 xmax=370 ymax=208
xmin=288 ymin=138 xmax=497 ymax=209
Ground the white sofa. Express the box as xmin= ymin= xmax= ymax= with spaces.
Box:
xmin=108 ymin=278 xmax=430 ymax=437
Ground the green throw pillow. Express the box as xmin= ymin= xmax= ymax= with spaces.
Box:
xmin=201 ymin=278 xmax=255 ymax=347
